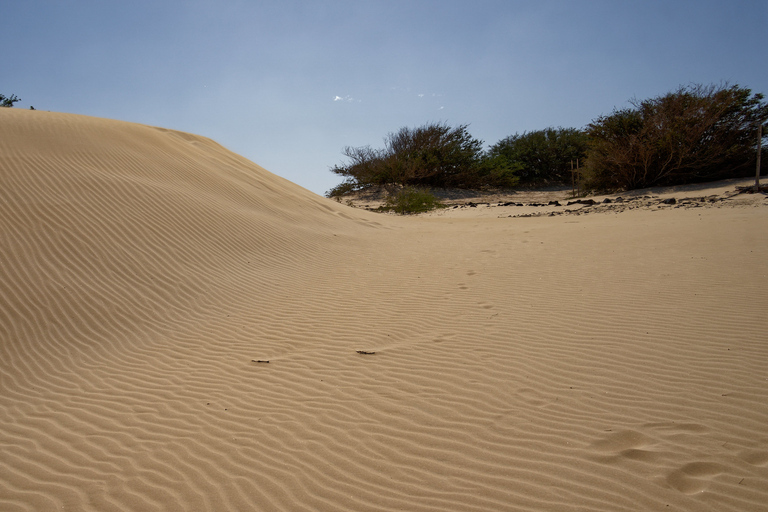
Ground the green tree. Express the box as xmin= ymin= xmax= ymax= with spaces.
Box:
xmin=584 ymin=83 xmax=768 ymax=190
xmin=1 ymin=93 xmax=21 ymax=107
xmin=328 ymin=122 xmax=518 ymax=196
xmin=487 ymin=127 xmax=588 ymax=185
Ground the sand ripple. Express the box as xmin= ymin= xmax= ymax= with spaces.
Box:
xmin=2 ymin=109 xmax=767 ymax=511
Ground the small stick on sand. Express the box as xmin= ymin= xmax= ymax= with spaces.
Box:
xmin=356 ymin=350 xmax=375 ymax=355
xmin=251 ymin=360 xmax=270 ymax=363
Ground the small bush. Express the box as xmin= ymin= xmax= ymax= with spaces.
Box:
xmin=383 ymin=187 xmax=444 ymax=215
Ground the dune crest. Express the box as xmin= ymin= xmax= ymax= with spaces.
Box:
xmin=2 ymin=109 xmax=767 ymax=511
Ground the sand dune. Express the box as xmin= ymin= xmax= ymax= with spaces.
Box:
xmin=1 ymin=108 xmax=767 ymax=511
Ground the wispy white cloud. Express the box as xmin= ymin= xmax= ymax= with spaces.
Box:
xmin=333 ymin=95 xmax=359 ymax=103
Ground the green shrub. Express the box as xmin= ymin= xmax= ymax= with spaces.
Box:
xmin=328 ymin=122 xmax=520 ymax=193
xmin=382 ymin=187 xmax=444 ymax=215
xmin=472 ymin=153 xmax=522 ymax=188
xmin=487 ymin=127 xmax=588 ymax=185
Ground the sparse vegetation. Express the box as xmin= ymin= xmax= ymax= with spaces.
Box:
xmin=327 ymin=82 xmax=767 ymax=200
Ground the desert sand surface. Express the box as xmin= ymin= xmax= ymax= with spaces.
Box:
xmin=1 ymin=108 xmax=767 ymax=511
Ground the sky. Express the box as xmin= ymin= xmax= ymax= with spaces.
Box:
xmin=4 ymin=0 xmax=767 ymax=195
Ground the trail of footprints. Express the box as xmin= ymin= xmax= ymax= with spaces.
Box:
xmin=588 ymin=421 xmax=768 ymax=496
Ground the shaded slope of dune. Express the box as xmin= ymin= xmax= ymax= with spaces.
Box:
xmin=1 ymin=109 xmax=375 ymax=354
xmin=2 ymin=109 xmax=768 ymax=511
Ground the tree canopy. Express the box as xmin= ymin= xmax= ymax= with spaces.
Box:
xmin=487 ymin=127 xmax=588 ymax=185
xmin=583 ymin=83 xmax=768 ymax=190
xmin=327 ymin=82 xmax=767 ymax=197
xmin=328 ymin=122 xmax=519 ymax=196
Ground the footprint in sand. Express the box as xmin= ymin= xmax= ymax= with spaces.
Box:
xmin=515 ymin=387 xmax=553 ymax=408
xmin=740 ymin=451 xmax=768 ymax=467
xmin=666 ymin=462 xmax=725 ymax=495
xmin=431 ymin=334 xmax=457 ymax=344
xmin=643 ymin=421 xmax=708 ymax=433
xmin=589 ymin=430 xmax=661 ymax=464
xmin=591 ymin=429 xmax=649 ymax=452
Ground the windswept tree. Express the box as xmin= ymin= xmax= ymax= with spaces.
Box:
xmin=584 ymin=83 xmax=768 ymax=190
xmin=1 ymin=93 xmax=21 ymax=107
xmin=487 ymin=127 xmax=588 ymax=185
xmin=328 ymin=122 xmax=518 ymax=196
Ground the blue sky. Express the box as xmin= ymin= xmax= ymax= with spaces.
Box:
xmin=5 ymin=0 xmax=767 ymax=195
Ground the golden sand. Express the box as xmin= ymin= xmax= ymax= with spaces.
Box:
xmin=1 ymin=108 xmax=767 ymax=511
